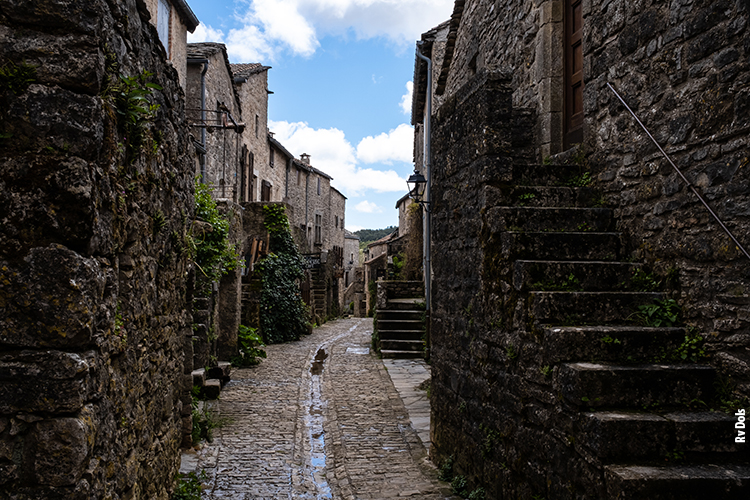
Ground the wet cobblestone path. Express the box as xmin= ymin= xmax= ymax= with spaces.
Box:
xmin=187 ymin=318 xmax=451 ymax=499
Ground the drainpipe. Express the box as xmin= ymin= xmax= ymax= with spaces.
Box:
xmin=188 ymin=58 xmax=209 ymax=182
xmin=416 ymin=43 xmax=432 ymax=313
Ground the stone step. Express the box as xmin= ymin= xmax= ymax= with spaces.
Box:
xmin=486 ymin=206 xmax=613 ymax=233
xmin=376 ymin=319 xmax=424 ymax=331
xmin=555 ymin=362 xmax=716 ymax=409
xmin=604 ymin=463 xmax=750 ymax=499
xmin=380 ymin=349 xmax=425 ymax=359
xmin=512 ymin=162 xmax=590 ymax=187
xmin=208 ymin=361 xmax=231 ymax=384
xmin=387 ymin=298 xmax=426 ymax=310
xmin=377 ymin=330 xmax=424 ymax=341
xmin=485 ymin=185 xmax=599 ymax=208
xmin=201 ymin=379 xmax=221 ymax=400
xmin=499 ymin=232 xmax=621 ymax=261
xmin=380 ymin=339 xmax=424 ymax=352
xmin=514 ymin=260 xmax=642 ymax=292
xmin=542 ymin=326 xmax=687 ymax=363
xmin=577 ymin=411 xmax=741 ymax=461
xmin=530 ymin=291 xmax=663 ymax=325
xmin=376 ymin=309 xmax=424 ymax=321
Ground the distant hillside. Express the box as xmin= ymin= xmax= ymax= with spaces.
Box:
xmin=354 ymin=226 xmax=397 ymax=247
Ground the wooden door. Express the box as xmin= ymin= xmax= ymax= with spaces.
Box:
xmin=564 ymin=0 xmax=584 ymax=148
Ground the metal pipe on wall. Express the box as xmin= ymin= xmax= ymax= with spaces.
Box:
xmin=416 ymin=43 xmax=432 ymax=313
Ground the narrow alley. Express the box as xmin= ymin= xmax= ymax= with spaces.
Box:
xmin=181 ymin=318 xmax=451 ymax=499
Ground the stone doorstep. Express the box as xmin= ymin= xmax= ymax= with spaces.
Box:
xmin=191 ymin=368 xmax=206 ymax=387
xmin=381 ymin=350 xmax=426 ymax=359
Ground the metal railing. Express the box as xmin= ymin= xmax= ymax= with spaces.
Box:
xmin=606 ymin=82 xmax=750 ymax=261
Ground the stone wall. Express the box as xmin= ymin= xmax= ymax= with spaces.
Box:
xmin=0 ymin=0 xmax=194 ymax=498
xmin=582 ymin=0 xmax=750 ymax=370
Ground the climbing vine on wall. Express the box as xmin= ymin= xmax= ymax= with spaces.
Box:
xmin=257 ymin=205 xmax=309 ymax=343
xmin=193 ymin=180 xmax=239 ymax=294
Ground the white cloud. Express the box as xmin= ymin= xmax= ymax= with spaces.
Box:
xmin=356 ymin=123 xmax=413 ymax=164
xmin=400 ymin=81 xmax=413 ymax=115
xmin=346 ymin=224 xmax=365 ymax=232
xmin=355 ymin=201 xmax=382 ymax=213
xmin=191 ymin=0 xmax=454 ymax=62
xmin=269 ymin=120 xmax=407 ymax=196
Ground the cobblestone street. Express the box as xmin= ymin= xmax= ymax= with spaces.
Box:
xmin=182 ymin=318 xmax=452 ymax=499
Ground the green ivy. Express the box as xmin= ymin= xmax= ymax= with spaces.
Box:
xmin=193 ymin=180 xmax=239 ymax=294
xmin=0 ymin=61 xmax=36 ymax=95
xmin=107 ymin=70 xmax=162 ymax=160
xmin=631 ymin=298 xmax=681 ymax=327
xmin=257 ymin=205 xmax=308 ymax=344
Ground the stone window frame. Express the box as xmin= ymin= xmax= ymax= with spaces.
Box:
xmin=314 ymin=214 xmax=322 ymax=245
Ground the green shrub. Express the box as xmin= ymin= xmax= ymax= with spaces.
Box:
xmin=631 ymin=298 xmax=681 ymax=327
xmin=231 ymin=325 xmax=267 ymax=367
xmin=172 ymin=470 xmax=206 ymax=500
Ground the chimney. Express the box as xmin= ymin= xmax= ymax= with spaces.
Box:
xmin=300 ymin=153 xmax=310 ymax=164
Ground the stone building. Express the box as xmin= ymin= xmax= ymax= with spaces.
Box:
xmin=186 ymin=43 xmax=244 ymax=199
xmin=420 ymin=0 xmax=750 ymax=498
xmin=144 ymin=0 xmax=199 ymax=88
xmin=232 ymin=62 xmax=272 ymax=202
xmin=0 ymin=0 xmax=196 ymax=497
xmin=267 ymin=134 xmax=295 ymax=202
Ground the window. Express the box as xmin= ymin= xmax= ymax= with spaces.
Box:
xmin=317 ymin=178 xmax=321 ymax=195
xmin=255 ymin=114 xmax=259 ymax=138
xmin=335 ymin=216 xmax=338 ymax=228
xmin=157 ymin=0 xmax=171 ymax=58
xmin=297 ymin=169 xmax=301 ymax=185
xmin=270 ymin=148 xmax=274 ymax=168
xmin=261 ymin=180 xmax=271 ymax=201
xmin=314 ymin=214 xmax=322 ymax=244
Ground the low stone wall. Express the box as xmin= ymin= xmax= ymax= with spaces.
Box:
xmin=0 ymin=0 xmax=194 ymax=498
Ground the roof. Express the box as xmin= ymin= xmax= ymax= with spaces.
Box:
xmin=187 ymin=43 xmax=243 ymax=119
xmin=436 ymin=0 xmax=466 ymax=96
xmin=395 ymin=192 xmax=412 ymax=208
xmin=268 ymin=134 xmax=295 ymax=160
xmin=344 ymin=230 xmax=360 ymax=241
xmin=411 ymin=20 xmax=450 ymax=126
xmin=290 ymin=157 xmax=333 ymax=181
xmin=366 ymin=230 xmax=398 ymax=249
xmin=331 ymin=186 xmax=347 ymax=200
xmin=363 ymin=251 xmax=387 ymax=266
xmin=173 ymin=0 xmax=199 ymax=32
xmin=231 ymin=63 xmax=271 ymax=80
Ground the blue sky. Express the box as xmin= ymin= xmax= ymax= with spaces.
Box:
xmin=187 ymin=0 xmax=454 ymax=231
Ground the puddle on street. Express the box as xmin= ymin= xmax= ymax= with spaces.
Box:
xmin=302 ymin=347 xmax=331 ymax=499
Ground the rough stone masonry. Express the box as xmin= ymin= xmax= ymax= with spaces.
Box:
xmin=0 ymin=0 xmax=194 ymax=498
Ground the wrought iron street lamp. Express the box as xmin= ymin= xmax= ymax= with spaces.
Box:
xmin=407 ymin=169 xmax=429 ymax=211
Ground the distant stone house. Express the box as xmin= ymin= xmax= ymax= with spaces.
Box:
xmin=144 ymin=0 xmax=199 ymax=88
xmin=267 ymin=134 xmax=295 ymax=203
xmin=186 ymin=43 xmax=244 ymax=199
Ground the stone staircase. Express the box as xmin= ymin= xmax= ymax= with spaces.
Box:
xmin=497 ymin=162 xmax=749 ymax=498
xmin=376 ymin=298 xmax=426 ymax=359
